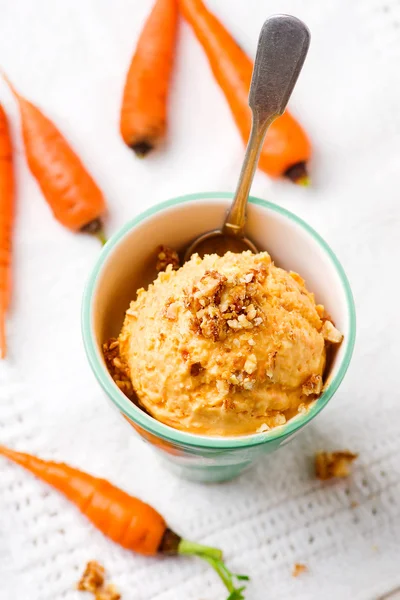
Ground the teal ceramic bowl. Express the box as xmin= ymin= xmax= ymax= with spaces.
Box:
xmin=82 ymin=193 xmax=356 ymax=483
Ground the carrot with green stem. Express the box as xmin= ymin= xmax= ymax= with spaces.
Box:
xmin=2 ymin=76 xmax=107 ymax=243
xmin=179 ymin=0 xmax=312 ymax=185
xmin=0 ymin=105 xmax=14 ymax=359
xmin=120 ymin=0 xmax=179 ymax=156
xmin=0 ymin=445 xmax=249 ymax=598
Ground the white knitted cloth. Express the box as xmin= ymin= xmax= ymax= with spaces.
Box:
xmin=1 ymin=0 xmax=400 ymax=598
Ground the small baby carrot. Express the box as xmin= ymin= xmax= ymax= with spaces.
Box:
xmin=179 ymin=0 xmax=312 ymax=185
xmin=120 ymin=0 xmax=179 ymax=156
xmin=0 ymin=105 xmax=14 ymax=359
xmin=0 ymin=445 xmax=249 ymax=598
xmin=3 ymin=76 xmax=107 ymax=243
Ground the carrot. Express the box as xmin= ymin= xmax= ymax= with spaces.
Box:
xmin=120 ymin=0 xmax=179 ymax=156
xmin=179 ymin=0 xmax=312 ymax=185
xmin=3 ymin=76 xmax=107 ymax=243
xmin=0 ymin=445 xmax=249 ymax=598
xmin=0 ymin=105 xmax=14 ymax=359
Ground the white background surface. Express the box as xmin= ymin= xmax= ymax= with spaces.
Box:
xmin=0 ymin=0 xmax=400 ymax=599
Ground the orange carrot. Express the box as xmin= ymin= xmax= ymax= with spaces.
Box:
xmin=120 ymin=0 xmax=179 ymax=156
xmin=3 ymin=77 xmax=107 ymax=242
xmin=0 ymin=105 xmax=14 ymax=359
xmin=0 ymin=445 xmax=249 ymax=598
xmin=179 ymin=0 xmax=312 ymax=184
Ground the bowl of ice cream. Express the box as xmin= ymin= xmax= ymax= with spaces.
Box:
xmin=82 ymin=192 xmax=356 ymax=482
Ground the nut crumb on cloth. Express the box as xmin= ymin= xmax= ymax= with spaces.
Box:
xmin=77 ymin=561 xmax=105 ymax=593
xmin=96 ymin=584 xmax=121 ymax=600
xmin=292 ymin=563 xmax=308 ymax=577
xmin=77 ymin=561 xmax=120 ymax=599
xmin=315 ymin=451 xmax=358 ymax=480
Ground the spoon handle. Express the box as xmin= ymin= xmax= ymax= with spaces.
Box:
xmin=223 ymin=15 xmax=310 ymax=237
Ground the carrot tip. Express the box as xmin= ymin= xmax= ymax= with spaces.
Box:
xmin=131 ymin=141 xmax=154 ymax=158
xmin=94 ymin=229 xmax=107 ymax=246
xmin=284 ymin=161 xmax=310 ymax=186
xmin=297 ymin=175 xmax=311 ymax=187
xmin=80 ymin=219 xmax=107 ymax=245
xmin=158 ymin=528 xmax=181 ymax=555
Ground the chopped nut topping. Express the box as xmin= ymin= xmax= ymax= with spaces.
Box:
xmin=156 ymin=245 xmax=180 ymax=272
xmin=238 ymin=314 xmax=253 ymax=328
xmin=315 ymin=451 xmax=358 ymax=480
xmin=265 ymin=351 xmax=277 ymax=379
xmin=77 ymin=561 xmax=105 ymax=593
xmin=196 ymin=305 xmax=226 ymax=341
xmin=185 ymin=268 xmax=266 ymax=342
xmin=243 ymin=378 xmax=255 ymax=390
xmin=229 ymin=373 xmax=240 ymax=385
xmin=302 ymin=374 xmax=322 ymax=396
xmin=126 ymin=308 xmax=138 ymax=318
xmin=292 ymin=563 xmax=308 ymax=577
xmin=227 ymin=318 xmax=244 ymax=330
xmin=113 ymin=357 xmax=124 ymax=370
xmin=271 ymin=413 xmax=286 ymax=427
xmin=194 ymin=270 xmax=226 ymax=300
xmin=251 ymin=263 xmax=268 ymax=284
xmin=321 ymin=320 xmax=343 ymax=344
xmin=115 ymin=380 xmax=132 ymax=394
xmin=246 ymin=304 xmax=257 ymax=320
xmin=103 ymin=339 xmax=133 ymax=399
xmin=190 ymin=362 xmax=203 ymax=376
xmin=244 ymin=353 xmax=257 ymax=375
xmin=256 ymin=423 xmax=270 ymax=433
xmin=316 ymin=304 xmax=335 ymax=325
xmin=240 ymin=272 xmax=254 ymax=284
xmin=164 ymin=300 xmax=180 ymax=321
xmin=216 ymin=380 xmax=230 ymax=396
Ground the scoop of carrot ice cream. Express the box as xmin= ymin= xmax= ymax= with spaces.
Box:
xmin=118 ymin=251 xmax=342 ymax=436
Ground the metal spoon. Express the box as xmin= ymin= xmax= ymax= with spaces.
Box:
xmin=184 ymin=14 xmax=310 ymax=261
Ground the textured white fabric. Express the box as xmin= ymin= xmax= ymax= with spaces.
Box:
xmin=1 ymin=0 xmax=400 ymax=598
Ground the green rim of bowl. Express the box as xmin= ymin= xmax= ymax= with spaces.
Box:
xmin=82 ymin=192 xmax=356 ymax=450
